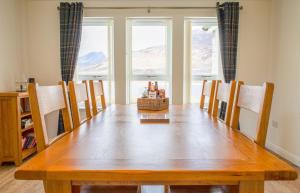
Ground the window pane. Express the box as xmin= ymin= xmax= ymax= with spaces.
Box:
xmin=77 ymin=25 xmax=109 ymax=77
xmin=188 ymin=19 xmax=220 ymax=104
xmin=132 ymin=25 xmax=167 ymax=76
xmin=130 ymin=81 xmax=170 ymax=104
xmin=190 ymin=81 xmax=202 ymax=103
xmin=192 ymin=25 xmax=219 ymax=76
xmin=102 ymin=80 xmax=110 ymax=105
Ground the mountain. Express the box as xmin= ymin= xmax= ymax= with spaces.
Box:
xmin=133 ymin=45 xmax=165 ymax=54
xmin=77 ymin=52 xmax=106 ymax=68
xmin=132 ymin=45 xmax=166 ymax=75
xmin=77 ymin=29 xmax=216 ymax=76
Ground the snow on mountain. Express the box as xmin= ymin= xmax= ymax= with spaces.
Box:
xmin=77 ymin=52 xmax=106 ymax=68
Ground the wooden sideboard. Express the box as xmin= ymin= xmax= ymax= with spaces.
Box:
xmin=0 ymin=92 xmax=36 ymax=166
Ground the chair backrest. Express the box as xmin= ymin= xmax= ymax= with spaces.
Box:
xmin=212 ymin=80 xmax=236 ymax=126
xmin=89 ymin=80 xmax=106 ymax=116
xmin=28 ymin=82 xmax=73 ymax=152
xmin=231 ymin=81 xmax=274 ymax=147
xmin=69 ymin=80 xmax=92 ymax=128
xmin=200 ymin=80 xmax=217 ymax=114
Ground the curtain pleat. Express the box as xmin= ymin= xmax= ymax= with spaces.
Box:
xmin=216 ymin=2 xmax=240 ymax=120
xmin=58 ymin=2 xmax=83 ymax=134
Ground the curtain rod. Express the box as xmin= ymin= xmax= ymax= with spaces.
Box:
xmin=57 ymin=6 xmax=243 ymax=11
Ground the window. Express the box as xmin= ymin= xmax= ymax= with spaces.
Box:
xmin=127 ymin=18 xmax=172 ymax=104
xmin=185 ymin=18 xmax=221 ymax=103
xmin=75 ymin=18 xmax=114 ymax=104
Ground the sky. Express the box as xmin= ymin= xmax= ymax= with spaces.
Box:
xmin=132 ymin=26 xmax=166 ymax=51
xmin=79 ymin=26 xmax=108 ymax=57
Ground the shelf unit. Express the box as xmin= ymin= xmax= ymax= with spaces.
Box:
xmin=0 ymin=92 xmax=37 ymax=166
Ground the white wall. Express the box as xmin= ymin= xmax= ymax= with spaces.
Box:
xmin=0 ymin=0 xmax=24 ymax=91
xmin=236 ymin=0 xmax=272 ymax=84
xmin=265 ymin=0 xmax=300 ymax=166
xmin=24 ymin=0 xmax=61 ymax=85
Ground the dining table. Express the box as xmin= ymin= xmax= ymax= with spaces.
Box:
xmin=15 ymin=105 xmax=297 ymax=193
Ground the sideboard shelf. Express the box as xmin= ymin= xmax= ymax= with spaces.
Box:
xmin=0 ymin=92 xmax=37 ymax=166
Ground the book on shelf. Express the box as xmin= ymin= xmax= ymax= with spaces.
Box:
xmin=21 ymin=118 xmax=33 ymax=129
xmin=19 ymin=97 xmax=31 ymax=114
xmin=24 ymin=98 xmax=31 ymax=112
xmin=22 ymin=132 xmax=36 ymax=150
xmin=19 ymin=105 xmax=24 ymax=113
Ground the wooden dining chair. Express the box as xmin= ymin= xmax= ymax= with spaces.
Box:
xmin=69 ymin=80 xmax=92 ymax=128
xmin=89 ymin=80 xmax=106 ymax=116
xmin=200 ymin=80 xmax=217 ymax=114
xmin=28 ymin=82 xmax=73 ymax=152
xmin=212 ymin=80 xmax=236 ymax=126
xmin=169 ymin=82 xmax=274 ymax=193
xmin=231 ymin=81 xmax=274 ymax=147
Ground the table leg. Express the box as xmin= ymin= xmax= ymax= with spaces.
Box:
xmin=44 ymin=180 xmax=72 ymax=193
xmin=239 ymin=181 xmax=264 ymax=193
xmin=164 ymin=185 xmax=170 ymax=193
xmin=43 ymin=181 xmax=47 ymax=193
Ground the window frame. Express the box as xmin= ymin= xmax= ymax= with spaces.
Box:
xmin=74 ymin=17 xmax=114 ymax=104
xmin=126 ymin=18 xmax=173 ymax=103
xmin=184 ymin=17 xmax=222 ymax=103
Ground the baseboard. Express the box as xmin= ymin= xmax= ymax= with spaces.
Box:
xmin=266 ymin=142 xmax=300 ymax=167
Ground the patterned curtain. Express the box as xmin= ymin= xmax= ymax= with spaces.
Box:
xmin=216 ymin=2 xmax=240 ymax=120
xmin=58 ymin=2 xmax=83 ymax=134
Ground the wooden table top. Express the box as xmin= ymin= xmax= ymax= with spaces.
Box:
xmin=15 ymin=105 xmax=297 ymax=184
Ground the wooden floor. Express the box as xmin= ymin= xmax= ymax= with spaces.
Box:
xmin=1 ymin=165 xmax=300 ymax=193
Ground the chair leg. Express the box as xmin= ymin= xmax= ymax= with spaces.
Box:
xmin=72 ymin=185 xmax=81 ymax=193
xmin=164 ymin=185 xmax=170 ymax=193
xmin=137 ymin=185 xmax=142 ymax=193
